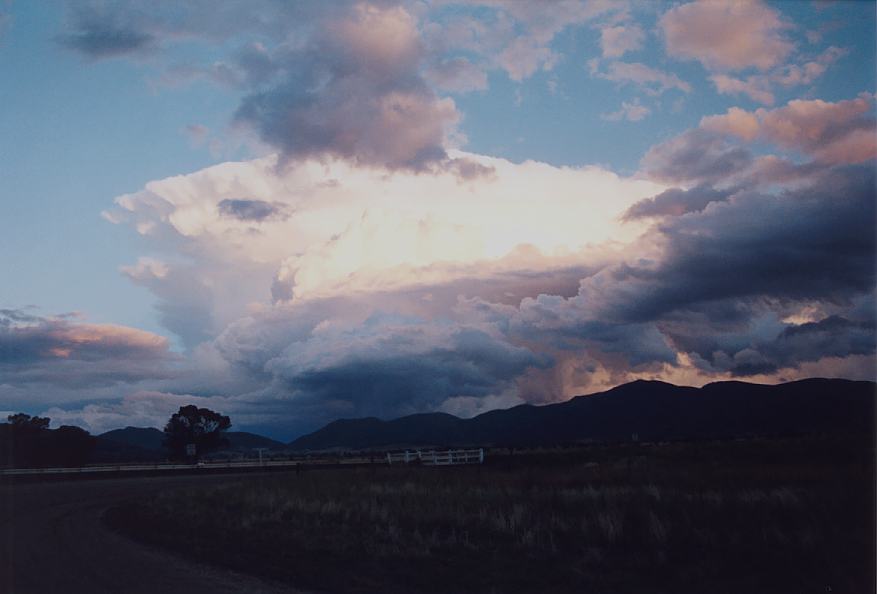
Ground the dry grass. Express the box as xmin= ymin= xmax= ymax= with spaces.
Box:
xmin=106 ymin=436 xmax=874 ymax=594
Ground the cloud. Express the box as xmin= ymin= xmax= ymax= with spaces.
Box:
xmin=772 ymin=45 xmax=847 ymax=87
xmin=592 ymin=61 xmax=692 ymax=96
xmin=580 ymin=165 xmax=876 ymax=324
xmin=661 ymin=0 xmax=794 ymax=72
xmin=57 ymin=1 xmax=624 ymax=171
xmin=217 ymin=199 xmax=290 ymax=222
xmin=42 ymin=390 xmax=235 ymax=435
xmin=601 ymin=98 xmax=650 ymax=122
xmin=641 ymin=129 xmax=753 ymax=185
xmin=622 ymin=185 xmax=736 ymax=220
xmin=478 ymin=0 xmax=617 ymax=81
xmin=425 ymin=57 xmax=488 ymax=93
xmin=0 ymin=309 xmax=176 ymax=388
xmin=700 ymin=106 xmax=761 ymax=141
xmin=708 ymin=46 xmax=848 ymax=105
xmin=59 ymin=10 xmax=155 ymax=58
xmin=105 ymin=151 xmax=662 ymax=314
xmin=600 ymin=24 xmax=644 ymax=58
xmin=709 ymin=74 xmax=775 ymax=106
xmin=663 ymin=312 xmax=876 ymax=377
xmin=27 ymin=153 xmax=877 ymax=437
xmin=232 ymin=3 xmax=461 ymax=171
xmin=701 ymin=95 xmax=877 ymax=165
xmin=262 ymin=312 xmax=549 ymax=419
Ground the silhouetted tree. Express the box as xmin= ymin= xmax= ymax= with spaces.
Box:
xmin=163 ymin=405 xmax=231 ymax=460
xmin=7 ymin=413 xmax=50 ymax=431
xmin=50 ymin=425 xmax=96 ymax=467
xmin=1 ymin=413 xmax=95 ymax=468
xmin=3 ymin=413 xmax=51 ymax=467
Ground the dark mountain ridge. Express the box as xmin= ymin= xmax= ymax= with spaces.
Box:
xmin=97 ymin=427 xmax=285 ymax=454
xmin=288 ymin=378 xmax=875 ymax=450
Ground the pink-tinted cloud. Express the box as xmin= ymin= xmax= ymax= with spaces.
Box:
xmin=423 ymin=0 xmax=616 ymax=83
xmin=0 ymin=309 xmax=176 ymax=388
xmin=661 ymin=0 xmax=794 ymax=72
xmin=773 ymin=46 xmax=847 ymax=87
xmin=701 ymin=95 xmax=877 ymax=165
xmin=235 ymin=3 xmax=461 ymax=171
xmin=709 ymin=46 xmax=847 ymax=105
xmin=700 ymin=106 xmax=761 ymax=141
xmin=600 ymin=24 xmax=644 ymax=58
xmin=592 ymin=61 xmax=691 ymax=95
xmin=710 ymin=74 xmax=775 ymax=105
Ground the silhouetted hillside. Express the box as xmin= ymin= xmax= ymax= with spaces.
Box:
xmin=288 ymin=378 xmax=875 ymax=450
xmin=99 ymin=427 xmax=165 ymax=450
xmin=96 ymin=427 xmax=285 ymax=457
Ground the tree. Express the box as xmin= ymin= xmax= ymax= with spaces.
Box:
xmin=163 ymin=405 xmax=231 ymax=460
xmin=1 ymin=413 xmax=93 ymax=468
xmin=7 ymin=413 xmax=50 ymax=431
xmin=50 ymin=425 xmax=96 ymax=467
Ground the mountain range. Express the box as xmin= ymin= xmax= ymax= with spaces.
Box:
xmin=92 ymin=427 xmax=285 ymax=462
xmin=287 ymin=378 xmax=875 ymax=450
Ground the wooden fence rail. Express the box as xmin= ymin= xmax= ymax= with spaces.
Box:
xmin=386 ymin=448 xmax=484 ymax=466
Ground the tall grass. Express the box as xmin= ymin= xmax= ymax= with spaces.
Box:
xmin=106 ymin=436 xmax=874 ymax=593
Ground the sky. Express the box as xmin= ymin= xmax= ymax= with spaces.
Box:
xmin=0 ymin=0 xmax=875 ymax=441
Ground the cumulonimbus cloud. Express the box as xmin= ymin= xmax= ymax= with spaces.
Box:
xmin=36 ymin=2 xmax=877 ymax=438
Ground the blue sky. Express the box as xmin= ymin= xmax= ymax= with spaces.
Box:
xmin=0 ymin=1 xmax=874 ymax=439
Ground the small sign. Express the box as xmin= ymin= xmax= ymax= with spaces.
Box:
xmin=185 ymin=443 xmax=197 ymax=457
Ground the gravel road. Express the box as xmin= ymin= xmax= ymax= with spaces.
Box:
xmin=0 ymin=473 xmax=305 ymax=594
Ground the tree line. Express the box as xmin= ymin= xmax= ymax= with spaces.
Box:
xmin=0 ymin=405 xmax=231 ymax=468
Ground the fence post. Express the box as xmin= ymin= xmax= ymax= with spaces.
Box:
xmin=386 ymin=452 xmax=391 ymax=465
xmin=479 ymin=448 xmax=484 ymax=464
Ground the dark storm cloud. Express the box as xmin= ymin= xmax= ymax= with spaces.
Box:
xmin=768 ymin=315 xmax=877 ymax=363
xmin=216 ymin=304 xmax=549 ymax=421
xmin=585 ymin=165 xmax=876 ymax=324
xmin=217 ymin=199 xmax=289 ymax=222
xmin=641 ymin=129 xmax=753 ymax=185
xmin=622 ymin=185 xmax=736 ymax=220
xmin=666 ymin=314 xmax=876 ymax=377
xmin=286 ymin=332 xmax=546 ymax=420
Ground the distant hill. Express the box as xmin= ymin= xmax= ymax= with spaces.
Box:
xmin=288 ymin=378 xmax=876 ymax=451
xmin=99 ymin=427 xmax=164 ymax=450
xmin=96 ymin=427 xmax=285 ymax=460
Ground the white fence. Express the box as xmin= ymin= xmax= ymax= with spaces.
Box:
xmin=386 ymin=448 xmax=484 ymax=466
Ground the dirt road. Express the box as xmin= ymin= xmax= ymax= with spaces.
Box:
xmin=0 ymin=473 xmax=304 ymax=594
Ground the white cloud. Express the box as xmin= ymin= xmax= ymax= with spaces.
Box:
xmin=601 ymin=99 xmax=650 ymax=122
xmin=106 ymin=151 xmax=664 ymax=319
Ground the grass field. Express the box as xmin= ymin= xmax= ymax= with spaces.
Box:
xmin=105 ymin=436 xmax=874 ymax=594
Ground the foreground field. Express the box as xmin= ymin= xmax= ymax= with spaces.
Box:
xmin=106 ymin=436 xmax=874 ymax=594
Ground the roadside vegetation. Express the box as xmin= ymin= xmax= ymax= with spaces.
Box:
xmin=105 ymin=436 xmax=874 ymax=593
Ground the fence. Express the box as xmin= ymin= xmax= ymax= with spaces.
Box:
xmin=386 ymin=448 xmax=484 ymax=466
xmin=0 ymin=459 xmax=318 ymax=478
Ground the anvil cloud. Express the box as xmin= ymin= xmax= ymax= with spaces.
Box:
xmin=1 ymin=0 xmax=873 ymax=438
